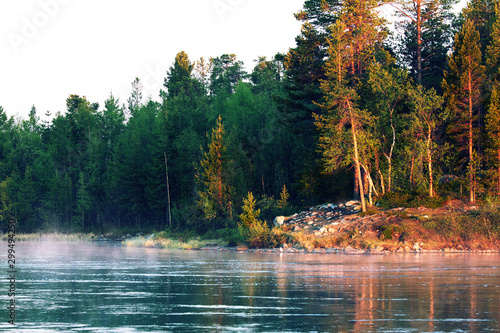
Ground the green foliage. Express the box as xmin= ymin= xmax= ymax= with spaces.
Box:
xmin=246 ymin=220 xmax=271 ymax=248
xmin=393 ymin=0 xmax=456 ymax=90
xmin=443 ymin=19 xmax=485 ymax=202
xmin=197 ymin=115 xmax=234 ymax=221
xmin=379 ymin=224 xmax=402 ymax=240
xmin=378 ymin=191 xmax=446 ymax=209
xmin=239 ymin=192 xmax=260 ymax=228
xmin=277 ymin=184 xmax=289 ymax=209
xmin=3 ymin=3 xmax=500 ymax=240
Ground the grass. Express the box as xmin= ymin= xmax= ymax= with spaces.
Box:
xmin=122 ymin=233 xmax=227 ymax=250
xmin=0 ymin=233 xmax=95 ymax=242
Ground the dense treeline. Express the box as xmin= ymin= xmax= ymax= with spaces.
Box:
xmin=2 ymin=0 xmax=500 ymax=234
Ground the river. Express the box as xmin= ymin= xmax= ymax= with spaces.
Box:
xmin=0 ymin=241 xmax=499 ymax=332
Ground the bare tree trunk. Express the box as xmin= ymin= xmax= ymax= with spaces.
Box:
xmin=164 ymin=150 xmax=172 ymax=227
xmin=348 ymin=101 xmax=366 ymax=212
xmin=361 ymin=164 xmax=379 ymax=207
xmin=426 ymin=132 xmax=434 ymax=198
xmin=468 ymin=71 xmax=475 ymax=203
xmin=410 ymin=153 xmax=415 ymax=190
xmin=375 ymin=155 xmax=385 ymax=195
xmin=354 ymin=167 xmax=360 ymax=200
xmin=416 ymin=0 xmax=422 ymax=84
xmin=388 ymin=110 xmax=396 ymax=192
xmin=498 ymin=133 xmax=500 ymax=195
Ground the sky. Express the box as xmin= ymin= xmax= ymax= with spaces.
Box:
xmin=0 ymin=0 xmax=305 ymax=120
xmin=0 ymin=0 xmax=469 ymax=122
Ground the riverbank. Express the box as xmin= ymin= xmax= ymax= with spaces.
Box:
xmin=107 ymin=198 xmax=500 ymax=253
xmin=267 ymin=199 xmax=500 ymax=253
xmin=4 ymin=198 xmax=500 ymax=253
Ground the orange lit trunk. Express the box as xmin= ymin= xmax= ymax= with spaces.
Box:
xmin=348 ymin=100 xmax=367 ymax=212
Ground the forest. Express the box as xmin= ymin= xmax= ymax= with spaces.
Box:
xmin=1 ymin=0 xmax=500 ymax=236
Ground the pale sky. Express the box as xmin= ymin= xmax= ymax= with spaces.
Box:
xmin=0 ymin=0 xmax=468 ymax=122
xmin=0 ymin=0 xmax=305 ymax=120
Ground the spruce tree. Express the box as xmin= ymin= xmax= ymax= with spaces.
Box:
xmin=74 ymin=172 xmax=91 ymax=232
xmin=197 ymin=115 xmax=234 ymax=221
xmin=239 ymin=192 xmax=260 ymax=228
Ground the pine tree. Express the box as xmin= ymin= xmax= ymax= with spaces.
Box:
xmin=197 ymin=115 xmax=234 ymax=221
xmin=443 ymin=19 xmax=485 ymax=202
xmin=210 ymin=54 xmax=247 ymax=96
xmin=392 ymin=0 xmax=456 ymax=89
xmin=316 ymin=22 xmax=369 ymax=212
xmin=462 ymin=0 xmax=497 ymax=58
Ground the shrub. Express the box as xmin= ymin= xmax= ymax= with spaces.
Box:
xmin=378 ymin=191 xmax=445 ymax=209
xmin=379 ymin=224 xmax=401 ymax=240
xmin=247 ymin=220 xmax=271 ymax=248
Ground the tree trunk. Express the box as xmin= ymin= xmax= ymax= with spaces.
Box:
xmin=375 ymin=154 xmax=385 ymax=195
xmin=468 ymin=71 xmax=475 ymax=203
xmin=362 ymin=164 xmax=379 ymax=207
xmin=164 ymin=150 xmax=172 ymax=228
xmin=410 ymin=153 xmax=415 ymax=189
xmin=354 ymin=167 xmax=360 ymax=200
xmin=348 ymin=100 xmax=366 ymax=212
xmin=498 ymin=132 xmax=500 ymax=195
xmin=426 ymin=130 xmax=434 ymax=198
xmin=416 ymin=0 xmax=422 ymax=84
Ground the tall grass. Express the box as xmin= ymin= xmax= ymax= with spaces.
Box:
xmin=122 ymin=234 xmax=227 ymax=249
xmin=0 ymin=233 xmax=94 ymax=242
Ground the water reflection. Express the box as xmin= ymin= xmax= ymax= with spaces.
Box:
xmin=0 ymin=242 xmax=498 ymax=332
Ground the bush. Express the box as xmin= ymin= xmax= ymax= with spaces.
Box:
xmin=379 ymin=224 xmax=401 ymax=240
xmin=378 ymin=191 xmax=445 ymax=209
xmin=247 ymin=220 xmax=271 ymax=248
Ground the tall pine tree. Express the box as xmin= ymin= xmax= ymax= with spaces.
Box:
xmin=443 ymin=19 xmax=485 ymax=202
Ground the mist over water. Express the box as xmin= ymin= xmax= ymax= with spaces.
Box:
xmin=1 ymin=241 xmax=499 ymax=332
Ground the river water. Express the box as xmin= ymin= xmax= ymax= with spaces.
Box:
xmin=0 ymin=242 xmax=499 ymax=332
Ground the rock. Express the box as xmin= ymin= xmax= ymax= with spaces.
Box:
xmin=412 ymin=242 xmax=421 ymax=251
xmin=345 ymin=200 xmax=359 ymax=207
xmin=146 ymin=234 xmax=155 ymax=240
xmin=273 ymin=216 xmax=286 ymax=227
xmin=236 ymin=245 xmax=249 ymax=251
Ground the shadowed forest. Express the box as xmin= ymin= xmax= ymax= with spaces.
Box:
xmin=2 ymin=0 xmax=500 ymax=236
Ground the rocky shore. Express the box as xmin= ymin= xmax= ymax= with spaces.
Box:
xmin=88 ymin=199 xmax=500 ymax=253
xmin=269 ymin=199 xmax=500 ymax=253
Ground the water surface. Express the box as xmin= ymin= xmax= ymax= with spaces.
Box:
xmin=1 ymin=242 xmax=499 ymax=332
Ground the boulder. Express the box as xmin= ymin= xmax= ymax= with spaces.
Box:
xmin=345 ymin=200 xmax=359 ymax=207
xmin=273 ymin=216 xmax=287 ymax=227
